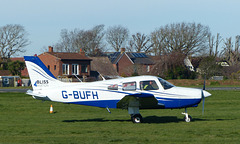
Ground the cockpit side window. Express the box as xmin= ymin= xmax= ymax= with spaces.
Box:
xmin=122 ymin=82 xmax=136 ymax=91
xmin=158 ymin=78 xmax=174 ymax=90
xmin=140 ymin=80 xmax=159 ymax=90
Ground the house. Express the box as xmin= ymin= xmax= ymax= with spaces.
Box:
xmin=90 ymin=57 xmax=119 ymax=80
xmin=38 ymin=46 xmax=92 ymax=80
xmin=107 ymin=48 xmax=154 ymax=76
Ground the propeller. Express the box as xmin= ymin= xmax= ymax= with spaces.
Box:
xmin=202 ymin=75 xmax=206 ymax=115
xmin=201 ymin=89 xmax=205 ymax=115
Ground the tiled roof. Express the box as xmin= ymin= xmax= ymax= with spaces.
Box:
xmin=0 ymin=70 xmax=12 ymax=76
xmin=10 ymin=57 xmax=24 ymax=62
xmin=90 ymin=57 xmax=119 ymax=77
xmin=46 ymin=52 xmax=92 ymax=60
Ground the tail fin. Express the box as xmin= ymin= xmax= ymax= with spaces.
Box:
xmin=24 ymin=56 xmax=62 ymax=91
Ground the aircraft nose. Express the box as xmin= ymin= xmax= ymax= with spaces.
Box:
xmin=203 ymin=90 xmax=211 ymax=97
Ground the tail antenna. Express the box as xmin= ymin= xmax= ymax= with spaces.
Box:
xmin=74 ymin=74 xmax=82 ymax=82
xmin=97 ymin=71 xmax=106 ymax=81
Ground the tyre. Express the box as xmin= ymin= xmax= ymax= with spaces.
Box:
xmin=131 ymin=114 xmax=143 ymax=123
xmin=184 ymin=115 xmax=192 ymax=122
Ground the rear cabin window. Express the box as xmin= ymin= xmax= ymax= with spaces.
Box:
xmin=122 ymin=82 xmax=136 ymax=91
xmin=140 ymin=80 xmax=159 ymax=90
xmin=108 ymin=84 xmax=118 ymax=90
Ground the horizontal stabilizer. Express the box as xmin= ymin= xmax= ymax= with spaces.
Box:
xmin=26 ymin=90 xmax=51 ymax=101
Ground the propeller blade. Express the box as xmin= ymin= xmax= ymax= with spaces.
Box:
xmin=202 ymin=75 xmax=206 ymax=115
xmin=203 ymin=75 xmax=206 ymax=90
xmin=202 ymin=92 xmax=205 ymax=115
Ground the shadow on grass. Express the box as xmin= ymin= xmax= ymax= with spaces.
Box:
xmin=62 ymin=118 xmax=131 ymax=123
xmin=143 ymin=116 xmax=207 ymax=123
xmin=143 ymin=116 xmax=181 ymax=123
xmin=62 ymin=116 xmax=207 ymax=124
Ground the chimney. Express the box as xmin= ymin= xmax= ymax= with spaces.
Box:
xmin=48 ymin=46 xmax=53 ymax=52
xmin=121 ymin=48 xmax=125 ymax=54
xmin=79 ymin=48 xmax=85 ymax=55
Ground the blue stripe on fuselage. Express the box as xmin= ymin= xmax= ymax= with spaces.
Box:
xmin=66 ymin=97 xmax=201 ymax=109
xmin=67 ymin=100 xmax=119 ymax=108
xmin=156 ymin=97 xmax=201 ymax=108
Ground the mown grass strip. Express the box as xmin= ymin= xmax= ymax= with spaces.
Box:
xmin=0 ymin=91 xmax=239 ymax=144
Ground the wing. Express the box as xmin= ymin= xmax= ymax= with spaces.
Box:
xmin=117 ymin=92 xmax=165 ymax=109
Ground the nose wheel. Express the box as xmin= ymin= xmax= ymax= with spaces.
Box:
xmin=182 ymin=108 xmax=192 ymax=122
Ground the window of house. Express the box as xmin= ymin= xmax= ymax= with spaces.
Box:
xmin=108 ymin=84 xmax=118 ymax=90
xmin=81 ymin=65 xmax=88 ymax=73
xmin=72 ymin=64 xmax=79 ymax=75
xmin=54 ymin=65 xmax=56 ymax=70
xmin=122 ymin=82 xmax=136 ymax=91
xmin=62 ymin=64 xmax=69 ymax=75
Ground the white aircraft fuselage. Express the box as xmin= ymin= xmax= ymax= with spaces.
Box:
xmin=24 ymin=56 xmax=211 ymax=123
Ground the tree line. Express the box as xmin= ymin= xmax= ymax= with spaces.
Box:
xmin=1 ymin=23 xmax=240 ymax=79
xmin=52 ymin=22 xmax=240 ymax=79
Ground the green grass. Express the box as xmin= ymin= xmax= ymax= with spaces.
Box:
xmin=0 ymin=91 xmax=240 ymax=144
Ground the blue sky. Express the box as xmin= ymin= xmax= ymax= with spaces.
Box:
xmin=1 ymin=0 xmax=240 ymax=57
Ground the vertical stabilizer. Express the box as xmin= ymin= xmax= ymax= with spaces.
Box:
xmin=24 ymin=56 xmax=62 ymax=91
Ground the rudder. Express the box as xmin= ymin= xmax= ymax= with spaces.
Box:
xmin=24 ymin=56 xmax=62 ymax=91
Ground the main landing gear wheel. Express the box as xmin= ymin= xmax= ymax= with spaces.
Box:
xmin=131 ymin=114 xmax=143 ymax=123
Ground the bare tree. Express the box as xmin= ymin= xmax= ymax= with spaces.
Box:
xmin=150 ymin=22 xmax=210 ymax=56
xmin=106 ymin=25 xmax=129 ymax=52
xmin=235 ymin=35 xmax=240 ymax=55
xmin=54 ymin=25 xmax=105 ymax=56
xmin=208 ymin=33 xmax=222 ymax=57
xmin=128 ymin=32 xmax=153 ymax=54
xmin=55 ymin=29 xmax=77 ymax=52
xmin=0 ymin=24 xmax=29 ymax=59
xmin=151 ymin=28 xmax=168 ymax=56
xmin=86 ymin=24 xmax=105 ymax=56
xmin=221 ymin=36 xmax=240 ymax=66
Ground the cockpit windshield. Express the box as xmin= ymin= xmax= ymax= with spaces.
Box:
xmin=158 ymin=78 xmax=174 ymax=90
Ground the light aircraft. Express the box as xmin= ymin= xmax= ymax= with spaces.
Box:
xmin=24 ymin=56 xmax=211 ymax=123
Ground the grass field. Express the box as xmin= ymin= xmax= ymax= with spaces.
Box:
xmin=0 ymin=91 xmax=239 ymax=144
